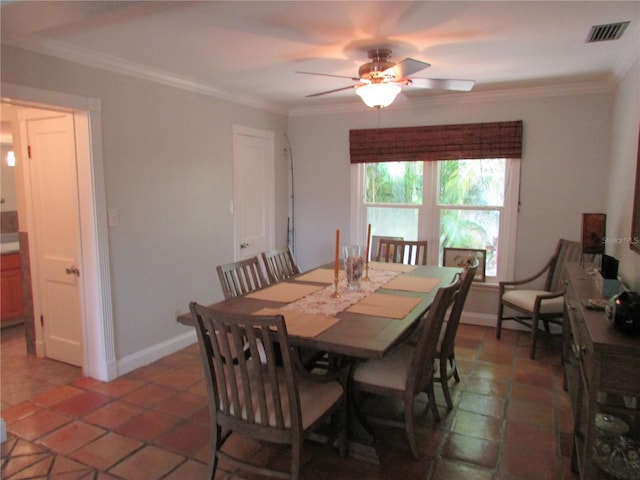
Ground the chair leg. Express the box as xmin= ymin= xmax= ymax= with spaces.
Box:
xmin=208 ymin=424 xmax=221 ymax=480
xmin=404 ymin=396 xmax=420 ymax=459
xmin=337 ymin=396 xmax=347 ymax=458
xmin=439 ymin=357 xmax=454 ymax=410
xmin=530 ymin=313 xmax=540 ymax=359
xmin=426 ymin=384 xmax=440 ymax=422
xmin=451 ymin=356 xmax=460 ymax=383
xmin=496 ymin=301 xmax=504 ymax=339
xmin=291 ymin=439 xmax=302 ymax=480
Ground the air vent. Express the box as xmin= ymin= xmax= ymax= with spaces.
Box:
xmin=587 ymin=21 xmax=630 ymax=42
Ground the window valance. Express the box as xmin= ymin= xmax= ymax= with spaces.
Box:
xmin=349 ymin=120 xmax=523 ymax=164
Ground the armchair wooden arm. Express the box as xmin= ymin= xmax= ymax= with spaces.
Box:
xmin=499 ymin=255 xmax=556 ymax=289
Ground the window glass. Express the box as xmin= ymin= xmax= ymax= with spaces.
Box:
xmin=366 ymin=207 xmax=419 ymax=241
xmin=439 ymin=159 xmax=505 ymax=206
xmin=359 ymin=157 xmax=518 ymax=281
xmin=365 ymin=162 xmax=423 ymax=204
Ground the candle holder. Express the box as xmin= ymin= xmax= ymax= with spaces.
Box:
xmin=332 ymin=271 xmax=341 ymax=298
xmin=363 ymin=260 xmax=370 ymax=281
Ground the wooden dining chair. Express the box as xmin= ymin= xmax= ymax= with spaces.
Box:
xmin=434 ymin=260 xmax=478 ymax=410
xmin=376 ymin=239 xmax=428 ymax=266
xmin=350 ymin=277 xmax=462 ymax=459
xmin=370 ymin=235 xmax=403 ymax=261
xmin=262 ymin=246 xmax=301 ymax=283
xmin=216 ymin=256 xmax=269 ymax=299
xmin=190 ymin=303 xmax=348 ymax=480
xmin=497 ymin=238 xmax=582 ymax=358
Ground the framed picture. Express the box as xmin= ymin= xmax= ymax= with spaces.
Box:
xmin=443 ymin=248 xmax=486 ymax=282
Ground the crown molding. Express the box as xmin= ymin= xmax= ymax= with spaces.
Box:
xmin=288 ymin=78 xmax=615 ymax=117
xmin=3 ymin=37 xmax=290 ymax=116
xmin=5 ymin=37 xmax=624 ymax=119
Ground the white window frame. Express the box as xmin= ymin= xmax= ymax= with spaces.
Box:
xmin=351 ymin=159 xmax=520 ymax=284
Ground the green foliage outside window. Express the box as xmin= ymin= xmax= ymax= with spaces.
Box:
xmin=438 ymin=159 xmax=505 ymax=275
xmin=365 ymin=162 xmax=423 ymax=204
xmin=364 ymin=159 xmax=506 ymax=277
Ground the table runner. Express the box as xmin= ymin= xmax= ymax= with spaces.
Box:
xmin=283 ymin=268 xmax=401 ymax=316
xmin=250 ymin=265 xmax=441 ymax=319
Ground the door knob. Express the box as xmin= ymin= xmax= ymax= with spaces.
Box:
xmin=65 ymin=266 xmax=80 ymax=277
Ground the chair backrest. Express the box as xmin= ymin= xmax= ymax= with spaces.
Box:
xmin=371 ymin=235 xmax=403 ymax=261
xmin=546 ymin=239 xmax=582 ymax=292
xmin=261 ymin=246 xmax=301 ymax=283
xmin=407 ymin=277 xmax=461 ymax=393
xmin=190 ymin=302 xmax=302 ymax=440
xmin=439 ymin=260 xmax=478 ymax=359
xmin=216 ymin=257 xmax=269 ymax=299
xmin=376 ymin=239 xmax=428 ymax=265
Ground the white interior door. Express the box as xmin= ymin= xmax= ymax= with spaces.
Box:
xmin=27 ymin=112 xmax=84 ymax=366
xmin=232 ymin=126 xmax=275 ymax=260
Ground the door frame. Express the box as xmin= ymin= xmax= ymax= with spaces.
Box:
xmin=2 ymin=82 xmax=116 ymax=381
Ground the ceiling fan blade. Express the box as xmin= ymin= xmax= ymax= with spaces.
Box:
xmin=409 ymin=78 xmax=475 ymax=91
xmin=384 ymin=58 xmax=430 ymax=79
xmin=296 ymin=70 xmax=360 ymax=81
xmin=305 ymin=85 xmax=355 ymax=98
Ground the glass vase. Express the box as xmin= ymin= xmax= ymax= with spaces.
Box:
xmin=344 ymin=245 xmax=364 ymax=289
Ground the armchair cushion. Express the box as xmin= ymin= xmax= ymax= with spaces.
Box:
xmin=352 ymin=344 xmax=414 ymax=391
xmin=502 ymin=289 xmax=564 ymax=314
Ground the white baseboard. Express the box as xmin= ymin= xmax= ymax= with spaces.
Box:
xmin=116 ymin=329 xmax=197 ymax=377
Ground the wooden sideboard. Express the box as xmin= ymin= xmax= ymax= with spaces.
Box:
xmin=563 ymin=263 xmax=640 ymax=479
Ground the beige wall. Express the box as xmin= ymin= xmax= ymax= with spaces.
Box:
xmin=286 ymin=80 xmax=637 ymax=323
xmin=288 ymin=92 xmax=612 ymax=276
xmin=1 ymin=44 xmax=289 ymax=361
xmin=605 ymin=57 xmax=640 ymax=291
xmin=2 ymin=41 xmax=638 ymax=364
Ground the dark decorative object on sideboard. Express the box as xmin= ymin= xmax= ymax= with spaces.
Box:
xmin=606 ymin=290 xmax=640 ymax=336
xmin=581 ymin=213 xmax=606 ymax=255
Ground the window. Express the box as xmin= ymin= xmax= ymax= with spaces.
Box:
xmin=357 ymin=158 xmax=520 ymax=282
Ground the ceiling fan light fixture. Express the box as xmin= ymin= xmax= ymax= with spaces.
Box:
xmin=356 ymin=82 xmax=401 ymax=108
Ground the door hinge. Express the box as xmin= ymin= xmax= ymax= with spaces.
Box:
xmin=40 ymin=315 xmax=44 ymax=327
xmin=28 ymin=145 xmax=32 ymax=159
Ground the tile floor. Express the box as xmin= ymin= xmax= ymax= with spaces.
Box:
xmin=1 ymin=323 xmax=578 ymax=479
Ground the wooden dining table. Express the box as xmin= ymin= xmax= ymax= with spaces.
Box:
xmin=177 ymin=261 xmax=461 ymax=462
xmin=177 ymin=262 xmax=461 ymax=361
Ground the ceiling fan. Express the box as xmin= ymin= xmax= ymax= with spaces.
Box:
xmin=296 ymin=48 xmax=475 ymax=108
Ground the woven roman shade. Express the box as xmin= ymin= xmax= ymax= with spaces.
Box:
xmin=349 ymin=120 xmax=523 ymax=163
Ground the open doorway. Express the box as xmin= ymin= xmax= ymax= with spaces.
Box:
xmin=1 ymin=83 xmax=115 ymax=381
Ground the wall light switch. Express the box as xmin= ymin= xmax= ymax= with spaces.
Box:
xmin=108 ymin=208 xmax=119 ymax=227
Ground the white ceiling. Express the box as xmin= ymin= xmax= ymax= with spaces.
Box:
xmin=1 ymin=1 xmax=639 ymax=112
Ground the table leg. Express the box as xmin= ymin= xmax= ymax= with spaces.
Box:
xmin=346 ymin=393 xmax=380 ymax=464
